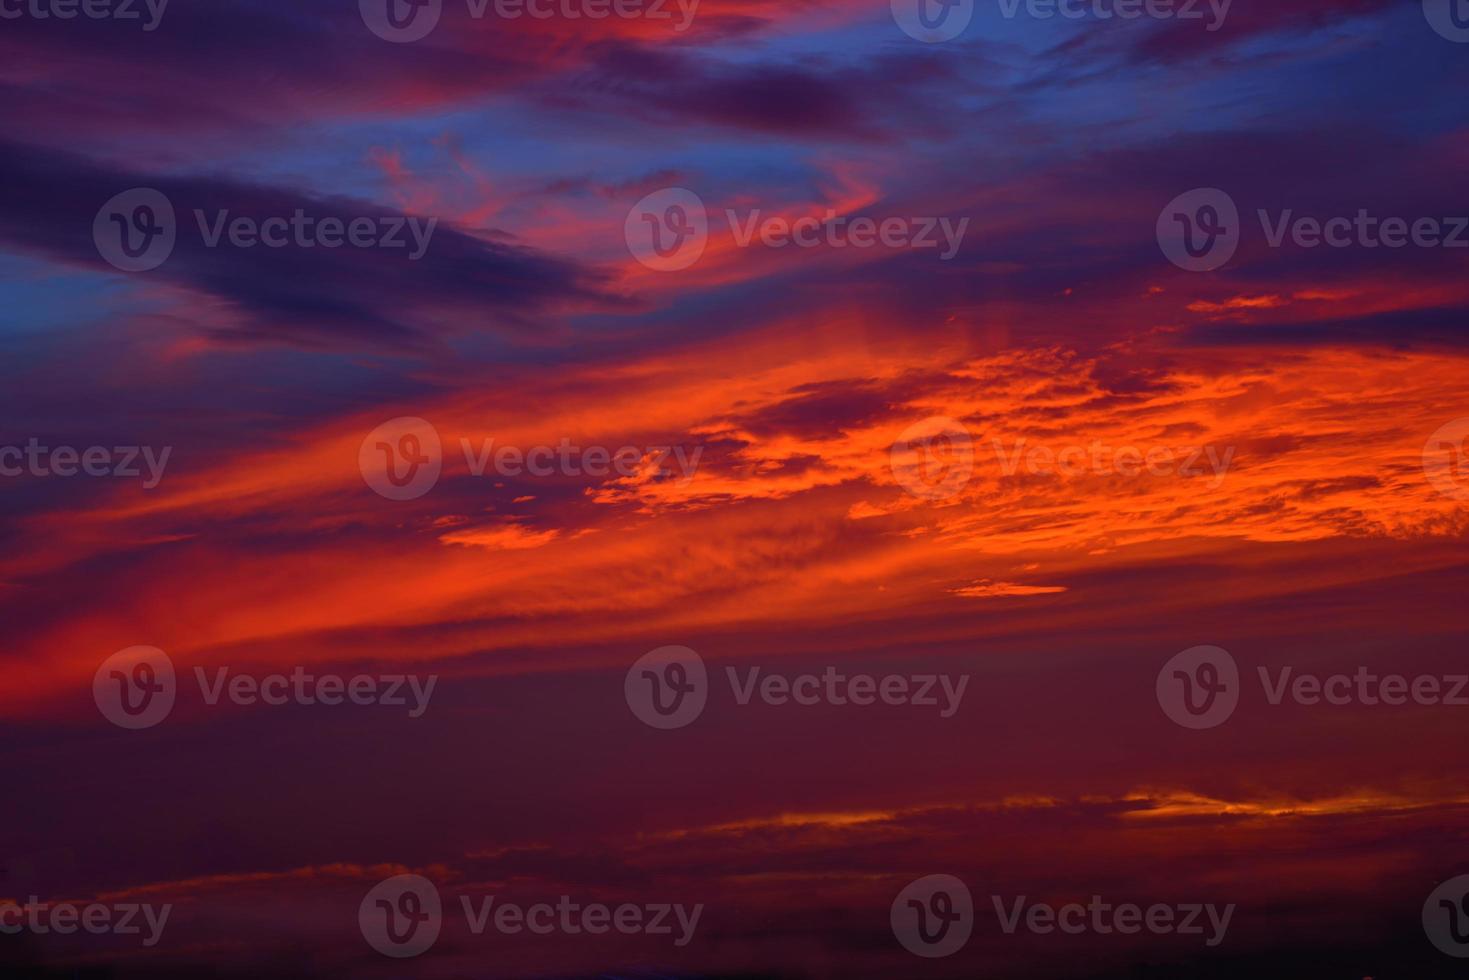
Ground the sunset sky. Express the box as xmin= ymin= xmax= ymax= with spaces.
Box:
xmin=4 ymin=0 xmax=1469 ymax=976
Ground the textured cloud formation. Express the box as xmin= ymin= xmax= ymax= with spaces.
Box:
xmin=3 ymin=0 xmax=1469 ymax=976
